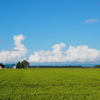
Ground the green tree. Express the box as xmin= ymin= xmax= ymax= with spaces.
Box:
xmin=0 ymin=63 xmax=5 ymax=68
xmin=16 ymin=61 xmax=21 ymax=68
xmin=20 ymin=60 xmax=29 ymax=68
xmin=94 ymin=65 xmax=100 ymax=68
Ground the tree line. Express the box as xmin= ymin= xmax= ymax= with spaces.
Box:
xmin=0 ymin=60 xmax=29 ymax=68
xmin=0 ymin=61 xmax=100 ymax=68
xmin=29 ymin=65 xmax=100 ymax=68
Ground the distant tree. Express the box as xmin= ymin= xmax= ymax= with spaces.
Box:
xmin=94 ymin=65 xmax=100 ymax=68
xmin=20 ymin=60 xmax=29 ymax=68
xmin=16 ymin=61 xmax=21 ymax=68
xmin=0 ymin=63 xmax=5 ymax=68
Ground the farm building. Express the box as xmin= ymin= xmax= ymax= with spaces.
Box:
xmin=4 ymin=64 xmax=16 ymax=69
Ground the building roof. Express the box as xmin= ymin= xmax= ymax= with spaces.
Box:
xmin=5 ymin=64 xmax=15 ymax=67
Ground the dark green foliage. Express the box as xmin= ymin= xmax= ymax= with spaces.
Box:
xmin=16 ymin=60 xmax=29 ymax=68
xmin=20 ymin=60 xmax=29 ymax=68
xmin=94 ymin=65 xmax=100 ymax=68
xmin=16 ymin=61 xmax=21 ymax=68
xmin=29 ymin=65 xmax=83 ymax=68
xmin=0 ymin=63 xmax=5 ymax=68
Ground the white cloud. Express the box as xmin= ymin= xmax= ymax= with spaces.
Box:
xmin=28 ymin=43 xmax=66 ymax=63
xmin=1 ymin=34 xmax=100 ymax=64
xmin=28 ymin=44 xmax=100 ymax=64
xmin=0 ymin=34 xmax=27 ymax=63
xmin=84 ymin=19 xmax=99 ymax=24
xmin=13 ymin=34 xmax=27 ymax=52
xmin=65 ymin=45 xmax=100 ymax=63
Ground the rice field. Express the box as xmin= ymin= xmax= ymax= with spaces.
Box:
xmin=0 ymin=68 xmax=100 ymax=100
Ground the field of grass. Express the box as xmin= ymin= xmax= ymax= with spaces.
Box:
xmin=0 ymin=68 xmax=100 ymax=100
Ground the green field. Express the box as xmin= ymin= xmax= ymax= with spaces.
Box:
xmin=0 ymin=68 xmax=100 ymax=100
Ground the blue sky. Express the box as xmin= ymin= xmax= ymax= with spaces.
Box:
xmin=0 ymin=0 xmax=100 ymax=64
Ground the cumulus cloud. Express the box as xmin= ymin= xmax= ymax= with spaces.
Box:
xmin=65 ymin=45 xmax=100 ymax=63
xmin=28 ymin=43 xmax=66 ymax=63
xmin=13 ymin=35 xmax=26 ymax=52
xmin=28 ymin=43 xmax=100 ymax=64
xmin=84 ymin=19 xmax=99 ymax=24
xmin=1 ymin=34 xmax=100 ymax=64
xmin=0 ymin=34 xmax=27 ymax=63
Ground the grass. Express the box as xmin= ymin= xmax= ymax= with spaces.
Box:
xmin=0 ymin=68 xmax=100 ymax=100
